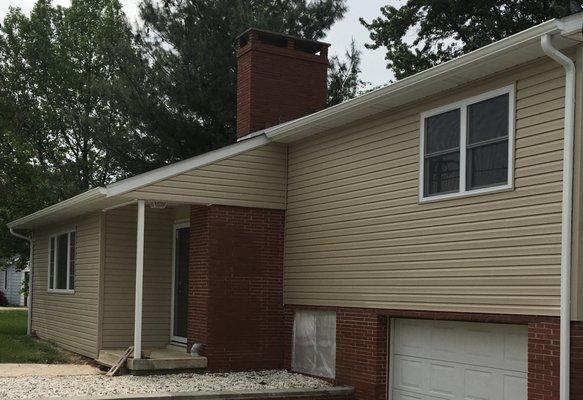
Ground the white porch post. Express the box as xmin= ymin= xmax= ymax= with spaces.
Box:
xmin=134 ymin=199 xmax=145 ymax=359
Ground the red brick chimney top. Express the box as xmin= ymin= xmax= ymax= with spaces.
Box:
xmin=235 ymin=28 xmax=330 ymax=139
xmin=236 ymin=28 xmax=330 ymax=57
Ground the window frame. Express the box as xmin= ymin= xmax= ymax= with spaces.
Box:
xmin=47 ymin=230 xmax=76 ymax=294
xmin=419 ymin=85 xmax=515 ymax=202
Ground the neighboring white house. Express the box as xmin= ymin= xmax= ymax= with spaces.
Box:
xmin=0 ymin=265 xmax=27 ymax=306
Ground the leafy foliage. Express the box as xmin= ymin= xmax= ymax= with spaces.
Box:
xmin=0 ymin=0 xmax=357 ymax=266
xmin=20 ymin=272 xmax=29 ymax=298
xmin=328 ymin=39 xmax=367 ymax=106
xmin=361 ymin=0 xmax=582 ymax=80
xmin=0 ymin=0 xmax=140 ymax=266
xmin=120 ymin=0 xmax=349 ymax=174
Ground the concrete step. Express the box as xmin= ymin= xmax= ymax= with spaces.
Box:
xmin=98 ymin=348 xmax=207 ymax=373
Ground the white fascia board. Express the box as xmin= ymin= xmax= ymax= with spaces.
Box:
xmin=557 ymin=12 xmax=583 ymax=38
xmin=7 ymin=187 xmax=107 ymax=229
xmin=263 ymin=18 xmax=565 ymax=143
xmin=106 ymin=134 xmax=270 ymax=197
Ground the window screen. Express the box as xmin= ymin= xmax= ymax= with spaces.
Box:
xmin=421 ymin=88 xmax=512 ymax=199
xmin=56 ymin=233 xmax=68 ymax=290
xmin=292 ymin=311 xmax=336 ymax=378
xmin=424 ymin=109 xmax=460 ymax=196
xmin=48 ymin=231 xmax=75 ymax=291
xmin=466 ymin=94 xmax=509 ymax=190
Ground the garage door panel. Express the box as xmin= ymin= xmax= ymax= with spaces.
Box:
xmin=394 ymin=356 xmax=425 ymax=393
xmin=392 ymin=319 xmax=527 ymax=400
xmin=503 ymin=375 xmax=527 ymax=400
xmin=392 ymin=390 xmax=425 ymax=400
xmin=394 ymin=319 xmax=528 ymax=371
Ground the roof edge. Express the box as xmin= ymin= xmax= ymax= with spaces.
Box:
xmin=106 ymin=134 xmax=270 ymax=197
xmin=260 ymin=17 xmax=567 ymax=142
xmin=7 ymin=187 xmax=107 ymax=229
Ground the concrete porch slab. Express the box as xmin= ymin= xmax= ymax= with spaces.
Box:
xmin=98 ymin=347 xmax=207 ymax=373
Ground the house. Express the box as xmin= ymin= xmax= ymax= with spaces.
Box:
xmin=0 ymin=264 xmax=28 ymax=306
xmin=7 ymin=12 xmax=583 ymax=400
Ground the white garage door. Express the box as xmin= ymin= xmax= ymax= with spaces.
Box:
xmin=391 ymin=319 xmax=527 ymax=400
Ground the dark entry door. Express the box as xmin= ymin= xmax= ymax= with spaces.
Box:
xmin=172 ymin=224 xmax=190 ymax=343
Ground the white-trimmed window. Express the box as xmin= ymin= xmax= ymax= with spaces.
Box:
xmin=48 ymin=231 xmax=76 ymax=292
xmin=420 ymin=85 xmax=514 ymax=201
xmin=292 ymin=310 xmax=336 ymax=378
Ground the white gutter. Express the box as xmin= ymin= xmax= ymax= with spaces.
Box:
xmin=9 ymin=228 xmax=33 ymax=335
xmin=541 ymin=31 xmax=577 ymax=400
xmin=263 ymin=18 xmax=565 ymax=142
xmin=7 ymin=187 xmax=107 ymax=229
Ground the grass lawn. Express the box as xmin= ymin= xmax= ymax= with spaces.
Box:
xmin=0 ymin=309 xmax=71 ymax=363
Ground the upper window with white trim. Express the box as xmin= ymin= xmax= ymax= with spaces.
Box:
xmin=48 ymin=231 xmax=76 ymax=292
xmin=420 ymin=86 xmax=514 ymax=201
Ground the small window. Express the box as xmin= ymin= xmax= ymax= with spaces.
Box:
xmin=420 ymin=86 xmax=514 ymax=201
xmin=48 ymin=231 xmax=75 ymax=292
xmin=292 ymin=310 xmax=336 ymax=378
xmin=3 ymin=270 xmax=6 ymax=290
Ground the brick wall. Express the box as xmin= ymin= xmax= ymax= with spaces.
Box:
xmin=236 ymin=29 xmax=328 ymax=138
xmin=188 ymin=204 xmax=285 ymax=371
xmin=528 ymin=321 xmax=583 ymax=400
xmin=284 ymin=306 xmax=387 ymax=400
xmin=285 ymin=306 xmax=583 ymax=400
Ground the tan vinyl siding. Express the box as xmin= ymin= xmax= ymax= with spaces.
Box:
xmin=126 ymin=143 xmax=287 ymax=209
xmin=284 ymin=58 xmax=565 ymax=316
xmin=101 ymin=205 xmax=173 ymax=349
xmin=31 ymin=213 xmax=101 ymax=358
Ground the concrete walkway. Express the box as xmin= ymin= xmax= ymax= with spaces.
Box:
xmin=0 ymin=363 xmax=101 ymax=377
xmin=0 ymin=307 xmax=27 ymax=311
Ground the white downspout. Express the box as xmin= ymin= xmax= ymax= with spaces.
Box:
xmin=9 ymin=228 xmax=33 ymax=335
xmin=541 ymin=33 xmax=576 ymax=400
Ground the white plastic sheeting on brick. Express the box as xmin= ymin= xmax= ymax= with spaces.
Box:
xmin=292 ymin=310 xmax=336 ymax=378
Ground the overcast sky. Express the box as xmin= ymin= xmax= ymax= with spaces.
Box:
xmin=0 ymin=0 xmax=399 ymax=87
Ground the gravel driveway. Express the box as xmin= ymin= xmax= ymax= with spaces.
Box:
xmin=0 ymin=370 xmax=330 ymax=399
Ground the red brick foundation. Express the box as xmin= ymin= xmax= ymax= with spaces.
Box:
xmin=284 ymin=306 xmax=387 ymax=400
xmin=187 ymin=204 xmax=285 ymax=371
xmin=528 ymin=321 xmax=583 ymax=400
xmin=285 ymin=306 xmax=583 ymax=400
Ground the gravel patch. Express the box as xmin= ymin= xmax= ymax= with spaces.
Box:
xmin=0 ymin=370 xmax=331 ymax=399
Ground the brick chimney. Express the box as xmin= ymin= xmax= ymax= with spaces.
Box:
xmin=236 ymin=28 xmax=329 ymax=139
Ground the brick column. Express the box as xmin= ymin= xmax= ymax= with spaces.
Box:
xmin=187 ymin=204 xmax=285 ymax=371
xmin=528 ymin=321 xmax=583 ymax=400
xmin=284 ymin=306 xmax=387 ymax=400
xmin=336 ymin=309 xmax=387 ymax=400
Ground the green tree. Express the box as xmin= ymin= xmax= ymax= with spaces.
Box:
xmin=361 ymin=1 xmax=582 ymax=80
xmin=0 ymin=0 xmax=139 ymax=266
xmin=120 ymin=0 xmax=349 ymax=173
xmin=328 ymin=39 xmax=367 ymax=106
